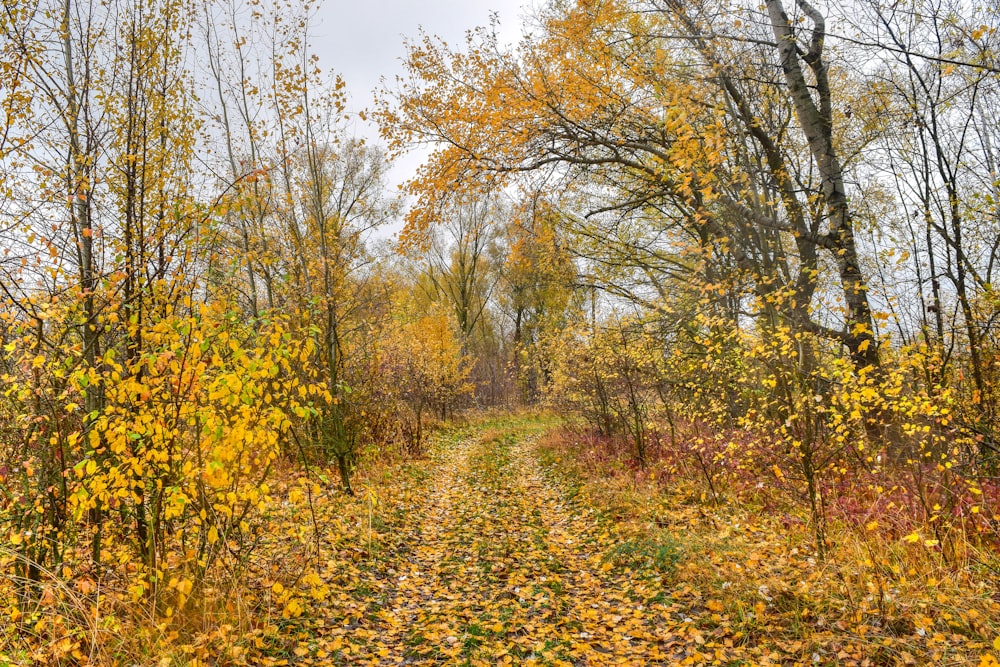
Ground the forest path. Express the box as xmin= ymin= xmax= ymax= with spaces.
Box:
xmin=312 ymin=418 xmax=686 ymax=666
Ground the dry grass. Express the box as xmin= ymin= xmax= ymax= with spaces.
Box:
xmin=534 ymin=426 xmax=1000 ymax=666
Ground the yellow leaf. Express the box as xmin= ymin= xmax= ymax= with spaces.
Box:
xmin=903 ymin=532 xmax=921 ymax=543
xmin=207 ymin=526 xmax=219 ymax=545
xmin=283 ymin=599 xmax=303 ymax=618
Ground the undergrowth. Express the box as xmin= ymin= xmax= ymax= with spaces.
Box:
xmin=535 ymin=425 xmax=1000 ymax=666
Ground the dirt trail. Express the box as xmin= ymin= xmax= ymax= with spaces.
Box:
xmin=316 ymin=423 xmax=685 ymax=666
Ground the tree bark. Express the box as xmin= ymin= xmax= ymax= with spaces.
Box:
xmin=765 ymin=0 xmax=880 ymax=369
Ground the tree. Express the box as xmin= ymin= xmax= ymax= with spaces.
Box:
xmin=496 ymin=197 xmax=577 ymax=401
xmin=0 ymin=0 xmax=205 ymax=577
xmin=848 ymin=0 xmax=1000 ymax=435
xmin=385 ymin=306 xmax=472 ymax=454
xmin=379 ymin=0 xmax=882 ymax=379
xmin=199 ymin=0 xmax=399 ymax=492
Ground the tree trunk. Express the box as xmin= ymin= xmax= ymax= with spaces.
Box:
xmin=765 ymin=0 xmax=879 ymax=369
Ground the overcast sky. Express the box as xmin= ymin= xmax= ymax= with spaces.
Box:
xmin=311 ymin=1 xmax=527 ymax=123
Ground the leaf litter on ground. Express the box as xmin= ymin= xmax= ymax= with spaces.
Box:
xmin=21 ymin=415 xmax=996 ymax=666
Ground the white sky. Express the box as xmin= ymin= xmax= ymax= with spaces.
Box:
xmin=312 ymin=1 xmax=527 ymax=112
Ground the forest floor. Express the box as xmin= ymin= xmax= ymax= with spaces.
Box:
xmin=15 ymin=415 xmax=998 ymax=666
xmin=202 ymin=414 xmax=997 ymax=667
xmin=310 ymin=417 xmax=689 ymax=665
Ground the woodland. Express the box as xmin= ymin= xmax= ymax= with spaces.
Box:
xmin=1 ymin=0 xmax=1000 ymax=664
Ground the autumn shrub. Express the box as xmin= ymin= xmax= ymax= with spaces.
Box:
xmin=546 ymin=320 xmax=666 ymax=466
xmin=742 ymin=344 xmax=991 ymax=561
xmin=338 ymin=336 xmax=406 ymax=465
xmin=545 ymin=311 xmax=1000 ymax=566
xmin=261 ymin=296 xmax=475 ymax=478
xmin=0 ymin=300 xmax=331 ymax=656
xmin=380 ymin=307 xmax=473 ymax=456
xmin=1 ymin=297 xmax=90 ymax=611
xmin=648 ymin=421 xmax=742 ymax=505
xmin=746 ymin=339 xmax=992 ymax=561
